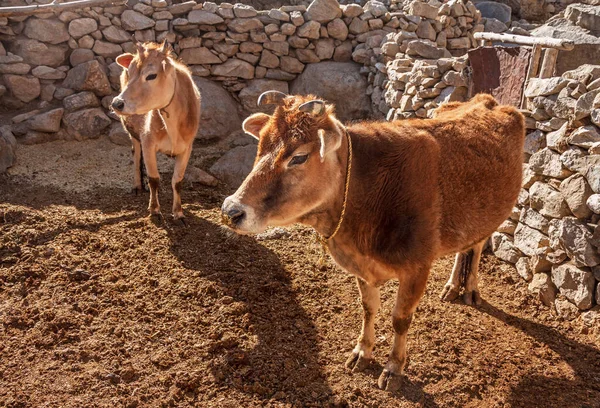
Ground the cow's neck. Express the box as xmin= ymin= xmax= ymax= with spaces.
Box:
xmin=304 ymin=131 xmax=350 ymax=239
xmin=157 ymin=71 xmax=184 ymax=138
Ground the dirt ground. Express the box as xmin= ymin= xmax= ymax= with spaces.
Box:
xmin=1 ymin=139 xmax=599 ymax=408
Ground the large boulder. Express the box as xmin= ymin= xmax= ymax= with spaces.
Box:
xmin=531 ymin=19 xmax=600 ymax=75
xmin=549 ymin=217 xmax=600 ymax=267
xmin=238 ymin=79 xmax=289 ymax=114
xmin=27 ymin=108 xmax=64 ymax=133
xmin=559 ymin=174 xmax=594 ymax=219
xmin=564 ymin=3 xmax=600 ymax=32
xmin=63 ymin=60 xmax=112 ymax=96
xmin=68 ymin=18 xmax=98 ymax=39
xmin=209 ymin=144 xmax=257 ymax=188
xmin=290 ymin=61 xmax=371 ymax=122
xmin=475 ymin=1 xmax=512 ymax=24
xmin=551 ymin=263 xmax=596 ymax=310
xmin=188 ymin=10 xmax=225 ymax=25
xmin=10 ymin=39 xmax=67 ymax=67
xmin=63 ymin=91 xmax=100 ymax=112
xmin=62 ymin=108 xmax=111 ymax=140
xmin=0 ymin=126 xmax=17 ymax=174
xmin=305 ymin=0 xmax=342 ymax=23
xmin=23 ymin=18 xmax=69 ymax=44
xmin=102 ymin=26 xmax=131 ymax=44
xmin=3 ymin=75 xmax=40 ymax=103
xmin=121 ymin=10 xmax=155 ymax=30
xmin=193 ymin=77 xmax=242 ymax=140
xmin=211 ymin=59 xmax=255 ymax=79
xmin=528 ymin=272 xmax=557 ymax=307
xmin=491 ymin=232 xmax=523 ymax=263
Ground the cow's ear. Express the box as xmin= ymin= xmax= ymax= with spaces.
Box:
xmin=242 ymin=113 xmax=270 ymax=140
xmin=318 ymin=125 xmax=343 ymax=162
xmin=116 ymin=53 xmax=135 ymax=69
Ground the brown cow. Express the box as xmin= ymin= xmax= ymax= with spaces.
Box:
xmin=221 ymin=92 xmax=524 ymax=391
xmin=112 ymin=41 xmax=200 ymax=222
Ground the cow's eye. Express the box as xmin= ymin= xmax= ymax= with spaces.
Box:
xmin=289 ymin=154 xmax=308 ymax=166
xmin=146 ymin=74 xmax=157 ymax=81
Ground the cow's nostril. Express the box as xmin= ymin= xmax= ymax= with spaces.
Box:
xmin=112 ymin=99 xmax=125 ymax=111
xmin=227 ymin=208 xmax=246 ymax=226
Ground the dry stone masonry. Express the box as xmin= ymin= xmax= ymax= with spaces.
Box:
xmin=0 ymin=0 xmax=482 ymax=170
xmin=490 ymin=65 xmax=600 ymax=319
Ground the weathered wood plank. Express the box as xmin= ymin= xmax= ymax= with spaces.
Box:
xmin=474 ymin=32 xmax=574 ymax=51
xmin=539 ymin=48 xmax=559 ymax=79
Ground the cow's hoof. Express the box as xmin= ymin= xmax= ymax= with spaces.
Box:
xmin=173 ymin=216 xmax=187 ymax=227
xmin=377 ymin=369 xmax=403 ymax=392
xmin=463 ymin=290 xmax=481 ymax=306
xmin=440 ymin=284 xmax=460 ymax=302
xmin=345 ymin=351 xmax=371 ymax=373
xmin=149 ymin=212 xmax=163 ymax=224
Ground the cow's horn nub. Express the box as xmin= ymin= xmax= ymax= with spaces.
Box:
xmin=257 ymin=90 xmax=287 ymax=106
xmin=299 ymin=100 xmax=325 ymax=116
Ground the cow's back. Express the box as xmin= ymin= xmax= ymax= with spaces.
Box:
xmin=426 ymin=94 xmax=525 ymax=253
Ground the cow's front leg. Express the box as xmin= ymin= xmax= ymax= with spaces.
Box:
xmin=346 ymin=277 xmax=380 ymax=372
xmin=378 ymin=265 xmax=429 ymax=392
xmin=131 ymin=137 xmax=143 ymax=194
xmin=141 ymin=141 xmax=161 ymax=216
xmin=171 ymin=146 xmax=192 ymax=222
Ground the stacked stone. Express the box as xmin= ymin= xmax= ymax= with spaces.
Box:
xmin=492 ymin=65 xmax=600 ymax=319
xmin=376 ymin=55 xmax=469 ymax=119
xmin=355 ymin=0 xmax=481 ymax=118
xmin=0 ymin=0 xmax=415 ymax=143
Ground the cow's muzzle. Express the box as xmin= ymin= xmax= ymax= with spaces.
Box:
xmin=221 ymin=197 xmax=247 ymax=229
xmin=111 ymin=97 xmax=125 ymax=112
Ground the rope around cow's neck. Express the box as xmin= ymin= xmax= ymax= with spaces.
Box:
xmin=158 ymin=86 xmax=177 ymax=119
xmin=316 ymin=127 xmax=353 ymax=266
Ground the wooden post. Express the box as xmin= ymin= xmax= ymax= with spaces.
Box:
xmin=0 ymin=0 xmax=127 ymax=17
xmin=539 ymin=48 xmax=559 ymax=79
xmin=520 ymin=44 xmax=542 ymax=108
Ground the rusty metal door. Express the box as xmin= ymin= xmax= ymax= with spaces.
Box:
xmin=468 ymin=46 xmax=531 ymax=107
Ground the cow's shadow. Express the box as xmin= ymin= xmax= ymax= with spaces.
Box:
xmin=478 ymin=300 xmax=600 ymax=407
xmin=165 ymin=210 xmax=334 ymax=404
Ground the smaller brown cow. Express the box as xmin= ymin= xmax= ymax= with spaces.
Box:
xmin=112 ymin=41 xmax=200 ymax=221
xmin=221 ymin=92 xmax=524 ymax=391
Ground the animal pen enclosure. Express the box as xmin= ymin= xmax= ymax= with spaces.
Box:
xmin=1 ymin=0 xmax=599 ymax=406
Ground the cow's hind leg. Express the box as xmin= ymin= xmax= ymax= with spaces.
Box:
xmin=171 ymin=146 xmax=192 ymax=222
xmin=440 ymin=252 xmax=464 ymax=302
xmin=378 ymin=265 xmax=429 ymax=392
xmin=346 ymin=277 xmax=380 ymax=372
xmin=440 ymin=240 xmax=485 ymax=305
xmin=462 ymin=240 xmax=485 ymax=306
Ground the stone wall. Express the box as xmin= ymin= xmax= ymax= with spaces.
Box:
xmin=490 ymin=66 xmax=600 ymax=320
xmin=0 ymin=0 xmax=483 ymax=143
xmin=357 ymin=0 xmax=481 ymax=118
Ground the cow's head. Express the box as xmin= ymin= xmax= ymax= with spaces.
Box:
xmin=221 ymin=92 xmax=347 ymax=234
xmin=111 ymin=40 xmax=176 ymax=115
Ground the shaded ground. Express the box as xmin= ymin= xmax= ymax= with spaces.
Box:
xmin=1 ymin=140 xmax=599 ymax=407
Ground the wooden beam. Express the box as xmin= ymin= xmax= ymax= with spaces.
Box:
xmin=473 ymin=32 xmax=574 ymax=51
xmin=520 ymin=44 xmax=542 ymax=108
xmin=0 ymin=0 xmax=127 ymax=17
xmin=539 ymin=48 xmax=559 ymax=79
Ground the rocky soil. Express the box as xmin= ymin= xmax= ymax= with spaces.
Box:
xmin=1 ymin=139 xmax=599 ymax=407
